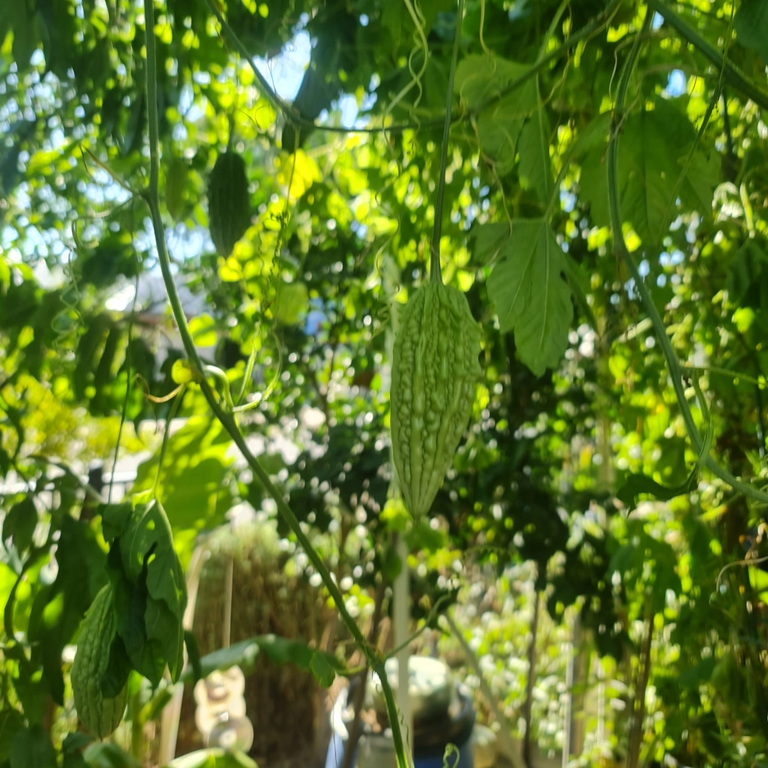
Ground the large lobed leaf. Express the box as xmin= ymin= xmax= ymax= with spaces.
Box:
xmin=485 ymin=219 xmax=574 ymax=376
xmin=579 ymin=99 xmax=719 ymax=246
xmin=101 ymin=500 xmax=187 ymax=686
xmin=455 ymin=54 xmax=546 ymax=188
xmin=130 ymin=417 xmax=234 ymax=568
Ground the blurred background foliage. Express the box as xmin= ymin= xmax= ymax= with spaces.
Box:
xmin=3 ymin=0 xmax=768 ymax=765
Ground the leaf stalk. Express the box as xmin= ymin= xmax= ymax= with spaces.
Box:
xmin=140 ymin=3 xmax=410 ymax=766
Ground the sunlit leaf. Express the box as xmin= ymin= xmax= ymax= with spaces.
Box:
xmin=486 ymin=219 xmax=573 ymax=375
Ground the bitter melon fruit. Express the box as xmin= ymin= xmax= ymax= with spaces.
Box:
xmin=390 ymin=279 xmax=482 ymax=520
xmin=71 ymin=584 xmax=128 ymax=739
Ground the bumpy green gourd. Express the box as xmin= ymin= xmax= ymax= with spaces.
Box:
xmin=390 ymin=279 xmax=482 ymax=519
xmin=208 ymin=151 xmax=251 ymax=257
xmin=71 ymin=584 xmax=128 ymax=739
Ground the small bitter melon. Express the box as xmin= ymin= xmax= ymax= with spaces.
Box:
xmin=71 ymin=584 xmax=128 ymax=739
xmin=208 ymin=151 xmax=251 ymax=257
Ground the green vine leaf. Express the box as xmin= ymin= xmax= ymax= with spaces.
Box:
xmin=9 ymin=724 xmax=55 ymax=768
xmin=178 ymin=635 xmax=344 ymax=689
xmin=27 ymin=516 xmax=108 ymax=705
xmin=485 ymin=218 xmax=574 ymax=376
xmin=130 ymin=417 xmax=234 ymax=566
xmin=0 ymin=710 xmax=24 ymax=763
xmin=471 ymin=222 xmax=511 ymax=265
xmin=274 ymin=281 xmax=309 ymax=325
xmin=517 ymin=78 xmax=552 ymax=203
xmin=610 ymin=526 xmax=682 ymax=613
xmin=83 ymin=742 xmax=140 ymax=768
xmin=101 ymin=500 xmax=188 ymax=685
xmin=2 ymin=497 xmax=37 ymax=553
xmin=727 ymin=238 xmax=768 ymax=309
xmin=617 ymin=467 xmax=699 ymax=510
xmin=454 ymin=54 xmax=529 ymax=110
xmin=580 ymin=100 xmax=718 ymax=245
xmin=455 ymin=54 xmax=539 ymax=176
xmin=735 ymin=0 xmax=768 ymax=65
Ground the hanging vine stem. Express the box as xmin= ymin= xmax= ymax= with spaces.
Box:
xmin=139 ymin=4 xmax=409 ymax=768
xmin=607 ymin=10 xmax=768 ymax=507
xmin=151 ymin=384 xmax=187 ymax=499
xmin=430 ymin=0 xmax=465 ymax=284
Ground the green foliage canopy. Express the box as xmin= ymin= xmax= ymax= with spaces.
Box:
xmin=3 ymin=0 xmax=768 ymax=764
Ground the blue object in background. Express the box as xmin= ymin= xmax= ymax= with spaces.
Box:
xmin=324 ymin=690 xmax=475 ymax=768
xmin=325 ymin=659 xmax=475 ymax=768
xmin=324 ymin=730 xmax=474 ymax=768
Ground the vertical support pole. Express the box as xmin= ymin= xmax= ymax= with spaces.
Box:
xmin=562 ymin=612 xmax=585 ymax=767
xmin=522 ymin=588 xmax=540 ymax=768
xmin=394 ymin=535 xmax=413 ymax=764
xmin=570 ymin=618 xmax=587 ymax=759
xmin=562 ymin=645 xmax=573 ymax=768
xmin=597 ymin=656 xmax=605 ymax=747
xmin=158 ymin=545 xmax=207 ymax=764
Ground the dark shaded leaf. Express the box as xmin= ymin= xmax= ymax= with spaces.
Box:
xmin=10 ymin=725 xmax=55 ymax=768
xmin=2 ymin=498 xmax=37 ymax=552
xmin=184 ymin=630 xmax=203 ymax=685
xmin=617 ymin=466 xmax=699 ymax=509
xmin=487 ymin=219 xmax=573 ymax=375
xmin=103 ymin=500 xmax=187 ymax=686
xmin=0 ymin=711 xmax=24 ymax=763
xmin=735 ymin=0 xmax=768 ymax=65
